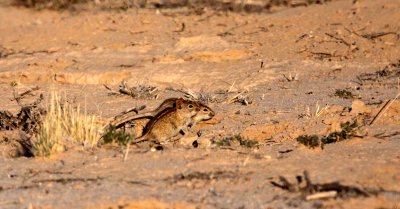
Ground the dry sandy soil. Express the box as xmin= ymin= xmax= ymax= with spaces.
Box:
xmin=0 ymin=0 xmax=400 ymax=208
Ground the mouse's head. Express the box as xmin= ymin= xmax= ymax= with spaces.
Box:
xmin=191 ymin=103 xmax=215 ymax=126
xmin=176 ymin=98 xmax=200 ymax=117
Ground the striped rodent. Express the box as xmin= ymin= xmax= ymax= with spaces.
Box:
xmin=110 ymin=98 xmax=215 ymax=133
xmin=110 ymin=98 xmax=179 ymax=129
xmin=134 ymin=98 xmax=200 ymax=145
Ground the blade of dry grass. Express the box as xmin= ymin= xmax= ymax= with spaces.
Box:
xmin=369 ymin=92 xmax=400 ymax=126
xmin=306 ymin=191 xmax=337 ymax=201
xmin=123 ymin=144 xmax=130 ymax=162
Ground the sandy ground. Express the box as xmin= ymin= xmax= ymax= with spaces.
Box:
xmin=0 ymin=0 xmax=399 ymax=208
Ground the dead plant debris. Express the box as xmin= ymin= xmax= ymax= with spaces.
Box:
xmin=0 ymin=83 xmax=47 ymax=157
xmin=167 ymin=87 xmax=254 ymax=105
xmin=361 ymin=31 xmax=398 ymax=40
xmin=297 ymin=120 xmax=363 ymax=149
xmin=374 ymin=131 xmax=400 ymax=139
xmin=12 ymin=86 xmax=41 ymax=105
xmin=105 ymin=82 xmax=159 ymax=100
xmin=334 ymin=89 xmax=355 ymax=99
xmin=270 ymin=171 xmax=371 ymax=200
xmin=212 ymin=134 xmax=258 ymax=148
xmin=13 ymin=0 xmax=89 ymax=9
xmin=0 ymin=46 xmax=56 ymax=58
xmin=283 ymin=73 xmax=299 ymax=82
xmin=0 ymin=101 xmax=45 ymax=157
xmin=32 ymin=177 xmax=103 ymax=185
xmin=12 ymin=0 xmax=333 ymax=12
xmin=325 ymin=32 xmax=351 ymax=47
xmin=113 ymin=105 xmax=146 ymax=120
xmin=0 ymin=95 xmax=45 ymax=134
xmin=166 ymin=170 xmax=239 ymax=183
xmin=166 ymin=87 xmax=225 ymax=104
xmin=227 ymin=93 xmax=253 ymax=106
xmin=0 ymin=176 xmax=104 ymax=192
xmin=369 ymin=92 xmax=400 ymax=125
xmin=0 ymin=111 xmax=18 ymax=131
xmin=195 ymin=91 xmax=223 ymax=104
xmin=356 ymin=60 xmax=400 ymax=87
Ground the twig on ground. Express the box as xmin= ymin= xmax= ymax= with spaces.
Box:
xmin=325 ymin=32 xmax=351 ymax=46
xmin=271 ymin=171 xmax=370 ymax=199
xmin=114 ymin=105 xmax=146 ymax=119
xmin=343 ymin=26 xmax=362 ymax=37
xmin=228 ymin=81 xmax=236 ymax=93
xmin=315 ymin=102 xmax=329 ymax=117
xmin=227 ymin=92 xmax=242 ymax=103
xmin=166 ymin=87 xmax=199 ymax=99
xmin=361 ymin=31 xmax=397 ymax=40
xmin=310 ymin=51 xmax=339 ymax=59
xmin=283 ymin=73 xmax=299 ymax=82
xmin=11 ymin=86 xmax=40 ymax=103
xmin=105 ymin=82 xmax=158 ymax=99
xmin=104 ymin=84 xmax=121 ymax=95
xmin=32 ymin=177 xmax=103 ymax=184
xmin=295 ymin=34 xmax=310 ymax=43
xmin=11 ymin=82 xmax=41 ymax=106
xmin=374 ymin=131 xmax=400 ymax=139
xmin=119 ymin=81 xmax=131 ymax=95
xmin=123 ymin=144 xmax=130 ymax=162
xmin=306 ymin=191 xmax=337 ymax=201
xmin=369 ymin=92 xmax=400 ymax=125
xmin=227 ymin=93 xmax=252 ymax=105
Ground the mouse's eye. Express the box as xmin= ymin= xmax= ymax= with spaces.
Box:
xmin=188 ymin=104 xmax=194 ymax=108
xmin=203 ymin=108 xmax=208 ymax=112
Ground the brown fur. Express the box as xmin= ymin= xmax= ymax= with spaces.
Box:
xmin=189 ymin=104 xmax=215 ymax=127
xmin=110 ymin=98 xmax=178 ymax=129
xmin=135 ymin=99 xmax=200 ymax=144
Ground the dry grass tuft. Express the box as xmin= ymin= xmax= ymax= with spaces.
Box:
xmin=296 ymin=120 xmax=363 ymax=149
xmin=212 ymin=134 xmax=258 ymax=148
xmin=32 ymin=92 xmax=102 ymax=157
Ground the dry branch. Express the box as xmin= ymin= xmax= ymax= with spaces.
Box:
xmin=369 ymin=92 xmax=400 ymax=125
xmin=227 ymin=93 xmax=253 ymax=105
xmin=11 ymin=85 xmax=40 ymax=106
xmin=166 ymin=87 xmax=199 ymax=99
xmin=104 ymin=82 xmax=158 ymax=99
xmin=361 ymin=31 xmax=397 ymax=40
xmin=325 ymin=32 xmax=351 ymax=46
xmin=306 ymin=191 xmax=337 ymax=201
xmin=114 ymin=105 xmax=146 ymax=119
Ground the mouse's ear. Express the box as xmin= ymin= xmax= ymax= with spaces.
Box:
xmin=176 ymin=98 xmax=184 ymax=109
